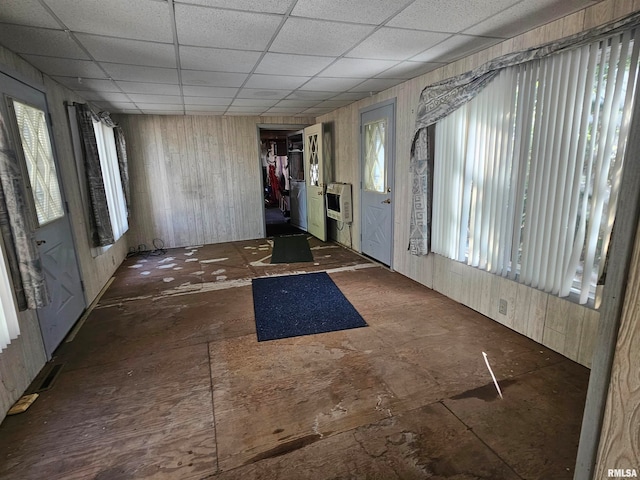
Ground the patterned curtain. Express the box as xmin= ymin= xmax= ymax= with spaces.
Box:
xmin=113 ymin=127 xmax=130 ymax=212
xmin=0 ymin=115 xmax=49 ymax=310
xmin=97 ymin=111 xmax=130 ymax=212
xmin=409 ymin=10 xmax=640 ymax=256
xmin=75 ymin=103 xmax=114 ymax=247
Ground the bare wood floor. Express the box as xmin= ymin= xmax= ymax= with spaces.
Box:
xmin=0 ymin=238 xmax=589 ymax=479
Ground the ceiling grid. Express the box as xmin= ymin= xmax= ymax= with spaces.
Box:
xmin=0 ymin=0 xmax=602 ymax=115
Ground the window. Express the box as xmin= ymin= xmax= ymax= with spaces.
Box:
xmin=92 ymin=120 xmax=128 ymax=243
xmin=12 ymin=100 xmax=64 ymax=226
xmin=67 ymin=105 xmax=128 ymax=255
xmin=432 ymin=30 xmax=640 ymax=305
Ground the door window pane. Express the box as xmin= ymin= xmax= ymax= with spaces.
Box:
xmin=364 ymin=119 xmax=386 ymax=192
xmin=12 ymin=100 xmax=64 ymax=225
xmin=308 ymin=133 xmax=319 ymax=186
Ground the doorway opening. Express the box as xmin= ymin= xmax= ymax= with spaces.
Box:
xmin=259 ymin=128 xmax=306 ymax=237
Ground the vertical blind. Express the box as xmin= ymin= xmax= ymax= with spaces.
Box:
xmin=0 ymin=240 xmax=18 ymax=352
xmin=432 ymin=29 xmax=640 ymax=304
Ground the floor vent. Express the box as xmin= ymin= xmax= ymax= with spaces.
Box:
xmin=35 ymin=363 xmax=64 ymax=392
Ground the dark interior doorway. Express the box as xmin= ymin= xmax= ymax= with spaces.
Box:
xmin=259 ymin=128 xmax=306 ymax=237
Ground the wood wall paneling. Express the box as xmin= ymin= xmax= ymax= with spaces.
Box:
xmin=595 ymin=218 xmax=640 ymax=476
xmin=315 ymin=0 xmax=640 ymax=367
xmin=120 ymin=114 xmax=314 ymax=249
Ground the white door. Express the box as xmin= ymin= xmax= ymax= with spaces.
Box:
xmin=290 ymin=180 xmax=307 ymax=230
xmin=304 ymin=123 xmax=327 ymax=241
xmin=361 ymin=101 xmax=395 ymax=266
xmin=1 ymin=72 xmax=85 ymax=359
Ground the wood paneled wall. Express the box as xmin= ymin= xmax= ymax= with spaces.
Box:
xmin=0 ymin=45 xmax=128 ymax=422
xmin=317 ymin=0 xmax=640 ymax=368
xmin=595 ymin=216 xmax=640 ymax=476
xmin=117 ymin=114 xmax=314 ymax=249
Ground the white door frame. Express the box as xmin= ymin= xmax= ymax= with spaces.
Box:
xmin=256 ymin=124 xmax=310 ymax=238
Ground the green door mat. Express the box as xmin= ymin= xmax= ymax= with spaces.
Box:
xmin=270 ymin=234 xmax=314 ymax=264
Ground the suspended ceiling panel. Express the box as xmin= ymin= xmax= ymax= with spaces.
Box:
xmin=0 ymin=0 xmax=601 ymax=115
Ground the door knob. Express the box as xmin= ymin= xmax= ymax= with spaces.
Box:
xmin=381 ymin=198 xmax=391 ymax=204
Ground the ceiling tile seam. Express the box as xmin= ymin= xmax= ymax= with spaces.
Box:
xmin=288 ymin=0 xmax=416 ymax=97
xmin=457 ymin=0 xmax=534 ymax=38
xmin=222 ymin=0 xmax=299 ymax=116
xmin=168 ymin=0 xmax=185 ymax=115
xmin=172 ymin=1 xmax=287 ymax=17
xmin=38 ymin=0 xmax=141 ymax=112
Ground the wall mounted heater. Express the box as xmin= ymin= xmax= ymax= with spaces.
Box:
xmin=326 ymin=182 xmax=353 ymax=223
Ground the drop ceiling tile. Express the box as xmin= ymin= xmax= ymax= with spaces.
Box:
xmin=244 ymin=74 xmax=310 ymax=90
xmin=291 ymin=0 xmax=412 ymax=25
xmin=181 ymin=70 xmax=248 ymax=87
xmin=127 ymin=94 xmax=183 ymax=105
xmin=47 ymin=0 xmax=173 ymax=42
xmin=0 ymin=0 xmax=61 ymax=28
xmin=182 ymin=86 xmax=238 ymax=97
xmin=186 ymin=106 xmax=228 ymax=113
xmin=175 ymin=4 xmax=281 ymax=50
xmin=53 ymin=76 xmax=120 ymax=92
xmin=330 ymin=92 xmax=370 ymax=101
xmin=320 ymin=58 xmax=399 ymax=78
xmin=302 ymin=77 xmax=366 ymax=92
xmin=176 ymin=0 xmax=293 ymax=14
xmin=464 ymin=0 xmax=597 ymax=38
xmin=116 ymin=81 xmax=181 ymax=95
xmin=410 ymin=34 xmax=501 ymax=63
xmin=76 ymin=91 xmax=131 ymax=102
xmin=0 ymin=25 xmax=89 ymax=59
xmin=375 ymin=61 xmax=443 ymax=79
xmin=270 ymin=18 xmax=374 ymax=56
xmin=286 ymin=90 xmax=335 ymax=100
xmin=346 ymin=28 xmax=450 ymax=61
xmin=75 ymin=34 xmax=176 ymax=68
xmin=255 ymin=53 xmax=335 ymax=76
xmin=22 ymin=55 xmax=106 ymax=78
xmin=349 ymin=78 xmax=404 ymax=93
xmin=236 ymin=88 xmax=291 ymax=100
xmin=275 ymin=99 xmax=320 ymax=108
xmin=137 ymin=104 xmax=185 ymax=111
xmin=302 ymin=107 xmax=334 ymax=115
xmin=231 ymin=98 xmax=279 ymax=107
xmin=264 ymin=107 xmax=306 ymax=114
xmin=101 ymin=64 xmax=179 ymax=83
xmin=141 ymin=110 xmax=184 ymax=115
xmin=227 ymin=106 xmax=268 ymax=114
xmin=183 ymin=97 xmax=232 ymax=106
xmin=314 ymin=99 xmax=354 ymax=108
xmin=179 ymin=46 xmax=261 ymax=73
xmin=387 ymin=0 xmax=520 ymax=33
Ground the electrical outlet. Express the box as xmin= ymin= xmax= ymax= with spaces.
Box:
xmin=499 ymin=299 xmax=508 ymax=315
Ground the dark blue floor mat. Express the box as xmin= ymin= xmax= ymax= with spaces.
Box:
xmin=252 ymin=272 xmax=368 ymax=341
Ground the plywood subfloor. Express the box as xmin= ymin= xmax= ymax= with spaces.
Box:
xmin=0 ymin=238 xmax=589 ymax=479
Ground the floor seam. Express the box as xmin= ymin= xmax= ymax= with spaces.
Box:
xmin=440 ymin=400 xmax=525 ymax=480
xmin=206 ymin=342 xmax=221 ymax=477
